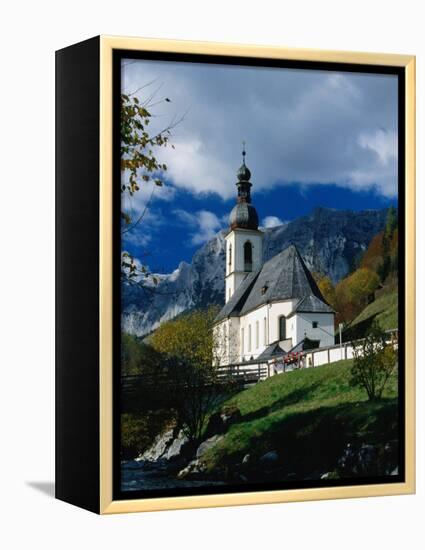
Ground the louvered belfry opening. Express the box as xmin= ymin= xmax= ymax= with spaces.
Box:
xmin=244 ymin=241 xmax=253 ymax=271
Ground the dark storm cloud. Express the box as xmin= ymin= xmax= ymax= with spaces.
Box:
xmin=122 ymin=58 xmax=398 ymax=201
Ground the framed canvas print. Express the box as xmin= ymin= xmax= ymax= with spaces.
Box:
xmin=55 ymin=36 xmax=415 ymax=514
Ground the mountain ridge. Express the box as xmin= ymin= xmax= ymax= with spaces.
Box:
xmin=122 ymin=207 xmax=389 ymax=336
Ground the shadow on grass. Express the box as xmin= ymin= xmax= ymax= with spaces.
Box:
xmin=237 ymin=383 xmax=322 ymax=424
xmin=343 ymin=313 xmax=378 ymax=341
xmin=212 ymin=397 xmax=399 ymax=481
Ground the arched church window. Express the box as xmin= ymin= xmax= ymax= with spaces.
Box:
xmin=228 ymin=243 xmax=232 ymax=268
xmin=279 ymin=315 xmax=286 ymax=341
xmin=244 ymin=241 xmax=253 ymax=271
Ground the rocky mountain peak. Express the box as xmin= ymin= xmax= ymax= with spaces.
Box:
xmin=122 ymin=207 xmax=388 ymax=337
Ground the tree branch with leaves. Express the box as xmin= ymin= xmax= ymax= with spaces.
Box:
xmin=350 ymin=321 xmax=397 ymax=400
xmin=120 ymin=85 xmax=183 ymax=290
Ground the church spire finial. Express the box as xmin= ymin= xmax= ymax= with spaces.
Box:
xmin=237 ymin=141 xmax=251 ymax=184
xmin=230 ymin=144 xmax=259 ymax=229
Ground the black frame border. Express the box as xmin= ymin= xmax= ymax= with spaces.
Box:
xmin=112 ymin=49 xmax=406 ymax=502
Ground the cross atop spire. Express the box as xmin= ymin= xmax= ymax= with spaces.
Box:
xmin=235 ymin=141 xmax=253 ymax=205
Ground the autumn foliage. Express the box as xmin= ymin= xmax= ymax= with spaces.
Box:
xmin=318 ymin=276 xmax=336 ymax=309
xmin=150 ymin=306 xmax=220 ymax=367
xmin=316 ymin=207 xmax=399 ymax=326
xmin=335 ymin=268 xmax=380 ymax=323
xmin=150 ymin=306 xmax=228 ymax=441
xmin=360 ymin=231 xmax=385 ymax=272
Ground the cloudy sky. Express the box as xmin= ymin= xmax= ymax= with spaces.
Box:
xmin=121 ymin=57 xmax=398 ymax=273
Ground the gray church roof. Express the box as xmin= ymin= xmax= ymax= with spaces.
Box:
xmin=214 ymin=245 xmax=333 ymax=323
xmin=291 ymin=293 xmax=335 ymax=315
xmin=214 ymin=270 xmax=260 ymax=322
xmin=256 ymin=341 xmax=287 ymax=361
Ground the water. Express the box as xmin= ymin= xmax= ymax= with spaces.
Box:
xmin=121 ymin=461 xmax=225 ymax=491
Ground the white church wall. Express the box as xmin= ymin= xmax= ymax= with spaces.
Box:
xmin=220 ymin=219 xmax=336 ymax=364
xmin=238 ymin=299 xmax=298 ymax=361
xmin=268 ymin=300 xmax=298 ymax=345
xmin=224 ymin=232 xmax=235 ymax=302
xmin=224 ymin=228 xmax=263 ymax=303
xmin=232 ymin=228 xmax=263 ymax=273
xmin=294 ymin=312 xmax=335 ymax=348
xmin=216 ymin=307 xmax=335 ymax=366
xmin=225 ymin=272 xmax=246 ymax=303
xmin=239 ymin=304 xmax=268 ymax=361
xmin=212 ymin=321 xmax=224 ymax=365
xmin=214 ymin=316 xmax=242 ymax=365
xmin=228 ymin=317 xmax=241 ymax=364
xmin=224 ymin=232 xmax=234 ymax=278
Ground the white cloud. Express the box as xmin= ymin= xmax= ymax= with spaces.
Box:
xmin=122 ymin=60 xmax=399 ymax=199
xmin=121 ymin=204 xmax=166 ymax=250
xmin=358 ymin=129 xmax=397 ymax=165
xmin=174 ymin=209 xmax=225 ymax=245
xmin=262 ymin=215 xmax=285 ymax=228
xmin=121 ymin=176 xmax=176 ymax=219
xmin=160 ymin=139 xmax=232 ymax=199
xmin=123 ymin=229 xmax=152 ymax=248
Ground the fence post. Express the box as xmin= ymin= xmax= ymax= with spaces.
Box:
xmin=327 ymin=348 xmax=330 ymax=364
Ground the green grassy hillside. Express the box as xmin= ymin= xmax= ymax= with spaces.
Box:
xmin=202 ymin=360 xmax=398 ymax=480
xmin=351 ymin=290 xmax=398 ymax=332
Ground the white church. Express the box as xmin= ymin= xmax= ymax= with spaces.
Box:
xmin=213 ymin=149 xmax=335 ymax=371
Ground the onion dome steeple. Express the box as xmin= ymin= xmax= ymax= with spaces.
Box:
xmin=236 ymin=142 xmax=253 ymax=204
xmin=237 ymin=143 xmax=252 ymax=183
xmin=229 ymin=143 xmax=259 ymax=230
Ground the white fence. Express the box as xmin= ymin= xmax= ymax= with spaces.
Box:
xmin=304 ymin=342 xmax=353 ymax=368
xmin=218 ymin=329 xmax=398 ymax=382
xmin=270 ymin=328 xmax=398 ymax=376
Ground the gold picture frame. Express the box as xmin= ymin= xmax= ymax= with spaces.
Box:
xmin=56 ymin=35 xmax=415 ymax=514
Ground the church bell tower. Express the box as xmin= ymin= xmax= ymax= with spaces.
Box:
xmin=225 ymin=145 xmax=263 ymax=303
